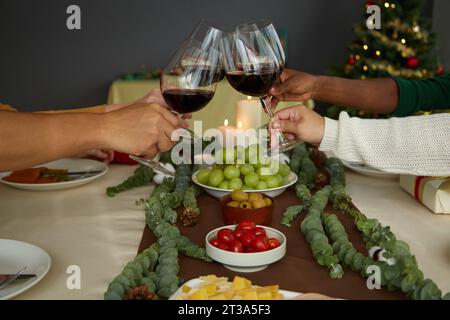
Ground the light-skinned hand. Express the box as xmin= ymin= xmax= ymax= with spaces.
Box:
xmin=270 ymin=105 xmax=325 ymax=146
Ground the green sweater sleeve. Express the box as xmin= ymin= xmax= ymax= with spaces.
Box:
xmin=392 ymin=73 xmax=450 ymax=116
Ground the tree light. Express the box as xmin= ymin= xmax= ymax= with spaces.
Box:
xmin=401 ymin=38 xmax=406 ymax=44
xmin=384 ymin=2 xmax=390 ymax=8
xmin=390 ymin=3 xmax=396 ymax=9
xmin=363 ymin=65 xmax=369 ymax=71
xmin=363 ymin=44 xmax=369 ymax=50
xmin=375 ymin=50 xmax=381 ymax=56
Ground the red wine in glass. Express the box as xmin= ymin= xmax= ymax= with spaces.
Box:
xmin=162 ymin=89 xmax=214 ymax=113
xmin=225 ymin=69 xmax=278 ymax=97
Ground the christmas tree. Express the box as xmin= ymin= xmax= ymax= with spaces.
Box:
xmin=327 ymin=0 xmax=443 ymax=119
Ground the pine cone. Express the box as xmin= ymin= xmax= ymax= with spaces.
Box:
xmin=315 ymin=169 xmax=330 ymax=189
xmin=309 ymin=148 xmax=327 ymax=169
xmin=180 ymin=207 xmax=199 ymax=227
xmin=124 ymin=286 xmax=156 ymax=300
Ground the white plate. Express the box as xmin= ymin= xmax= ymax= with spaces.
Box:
xmin=192 ymin=169 xmax=298 ymax=199
xmin=169 ymin=278 xmax=301 ymax=300
xmin=341 ymin=160 xmax=398 ymax=179
xmin=0 ymin=158 xmax=108 ymax=191
xmin=0 ymin=239 xmax=51 ymax=300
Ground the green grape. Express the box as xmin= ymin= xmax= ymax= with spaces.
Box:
xmin=257 ymin=167 xmax=272 ymax=177
xmin=229 ymin=177 xmax=243 ymax=190
xmin=219 ymin=180 xmax=230 ymax=190
xmin=278 ymin=163 xmax=291 ymax=177
xmin=224 ymin=165 xmax=240 ymax=179
xmin=239 ymin=164 xmax=255 ymax=176
xmin=208 ymin=169 xmax=224 ymax=187
xmin=215 ymin=148 xmax=236 ymax=165
xmin=196 ymin=168 xmax=211 ymax=184
xmin=244 ymin=172 xmax=259 ymax=187
xmin=255 ymin=156 xmax=271 ymax=168
xmin=245 ymin=144 xmax=259 ymax=165
xmin=235 ymin=146 xmax=246 ymax=164
xmin=265 ymin=175 xmax=280 ymax=189
xmin=274 ymin=174 xmax=284 ymax=186
xmin=242 ymin=184 xmax=254 ymax=190
xmin=256 ymin=181 xmax=268 ymax=190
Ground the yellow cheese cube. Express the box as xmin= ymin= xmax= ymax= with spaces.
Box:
xmin=243 ymin=291 xmax=258 ymax=300
xmin=257 ymin=291 xmax=273 ymax=300
xmin=220 ymin=290 xmax=235 ymax=299
xmin=236 ymin=288 xmax=255 ymax=296
xmin=232 ymin=276 xmax=252 ymax=290
xmin=200 ymin=283 xmax=218 ymax=296
xmin=272 ymin=292 xmax=284 ymax=300
xmin=182 ymin=285 xmax=191 ymax=293
xmin=188 ymin=288 xmax=208 ymax=300
xmin=263 ymin=285 xmax=279 ymax=293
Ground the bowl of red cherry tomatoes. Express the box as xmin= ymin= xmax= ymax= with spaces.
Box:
xmin=205 ymin=220 xmax=286 ymax=272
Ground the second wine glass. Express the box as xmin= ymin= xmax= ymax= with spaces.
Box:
xmin=160 ymin=21 xmax=223 ymax=137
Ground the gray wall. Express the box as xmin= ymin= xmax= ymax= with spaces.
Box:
xmin=433 ymin=0 xmax=450 ymax=70
xmin=0 ymin=0 xmax=436 ymax=111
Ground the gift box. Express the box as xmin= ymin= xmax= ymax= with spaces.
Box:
xmin=400 ymin=175 xmax=450 ymax=214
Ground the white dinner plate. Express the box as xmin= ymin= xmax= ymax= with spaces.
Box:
xmin=0 ymin=158 xmax=108 ymax=191
xmin=341 ymin=160 xmax=399 ymax=179
xmin=0 ymin=239 xmax=51 ymax=300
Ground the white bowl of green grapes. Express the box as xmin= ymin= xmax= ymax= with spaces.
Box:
xmin=192 ymin=147 xmax=297 ymax=199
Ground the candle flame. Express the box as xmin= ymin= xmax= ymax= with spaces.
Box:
xmin=246 ymin=96 xmax=252 ymax=100
xmin=224 ymin=119 xmax=229 ymax=126
xmin=237 ymin=121 xmax=243 ymax=129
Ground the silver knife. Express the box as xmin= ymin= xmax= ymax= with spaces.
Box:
xmin=0 ymin=274 xmax=36 ymax=282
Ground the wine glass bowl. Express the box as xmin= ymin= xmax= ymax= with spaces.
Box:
xmin=221 ymin=20 xmax=300 ymax=154
xmin=160 ymin=22 xmax=223 ymax=115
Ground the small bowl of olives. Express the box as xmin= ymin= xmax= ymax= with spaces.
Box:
xmin=220 ymin=191 xmax=275 ymax=226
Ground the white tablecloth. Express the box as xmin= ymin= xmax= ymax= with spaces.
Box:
xmin=0 ymin=165 xmax=449 ymax=299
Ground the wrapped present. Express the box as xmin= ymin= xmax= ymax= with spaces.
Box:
xmin=400 ymin=175 xmax=450 ymax=214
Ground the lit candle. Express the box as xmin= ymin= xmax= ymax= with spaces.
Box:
xmin=236 ymin=96 xmax=263 ymax=130
xmin=218 ymin=119 xmax=236 ymax=148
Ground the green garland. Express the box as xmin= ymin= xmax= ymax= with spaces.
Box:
xmin=282 ymin=144 xmax=449 ymax=300
xmin=105 ymin=164 xmax=210 ymax=300
xmin=104 ymin=243 xmax=159 ymax=300
xmin=106 ymin=165 xmax=154 ymax=197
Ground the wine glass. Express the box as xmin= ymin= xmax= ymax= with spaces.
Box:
xmin=223 ymin=21 xmax=300 ymax=154
xmin=130 ymin=22 xmax=223 ymax=172
xmin=160 ymin=21 xmax=223 ymax=137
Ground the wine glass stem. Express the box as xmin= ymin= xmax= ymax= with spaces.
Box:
xmin=259 ymin=95 xmax=288 ymax=144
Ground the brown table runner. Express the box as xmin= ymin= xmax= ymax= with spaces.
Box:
xmin=138 ymin=189 xmax=404 ymax=300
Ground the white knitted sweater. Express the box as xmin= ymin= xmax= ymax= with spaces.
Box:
xmin=319 ymin=112 xmax=450 ymax=177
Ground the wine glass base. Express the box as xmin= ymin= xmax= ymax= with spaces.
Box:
xmin=269 ymin=140 xmax=303 ymax=157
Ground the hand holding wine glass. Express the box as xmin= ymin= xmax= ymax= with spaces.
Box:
xmin=221 ymin=20 xmax=302 ymax=153
xmin=269 ymin=69 xmax=319 ymax=108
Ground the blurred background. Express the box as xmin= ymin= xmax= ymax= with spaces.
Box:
xmin=0 ymin=0 xmax=448 ymax=113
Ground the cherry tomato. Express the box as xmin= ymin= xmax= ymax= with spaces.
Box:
xmin=217 ymin=228 xmax=235 ymax=244
xmin=209 ymin=238 xmax=220 ymax=247
xmin=237 ymin=220 xmax=256 ymax=231
xmin=233 ymin=228 xmax=245 ymax=239
xmin=239 ymin=230 xmax=256 ymax=247
xmin=252 ymin=227 xmax=266 ymax=237
xmin=251 ymin=235 xmax=269 ymax=252
xmin=216 ymin=242 xmax=229 ymax=251
xmin=228 ymin=240 xmax=244 ymax=253
xmin=245 ymin=246 xmax=258 ymax=253
xmin=267 ymin=238 xmax=281 ymax=249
